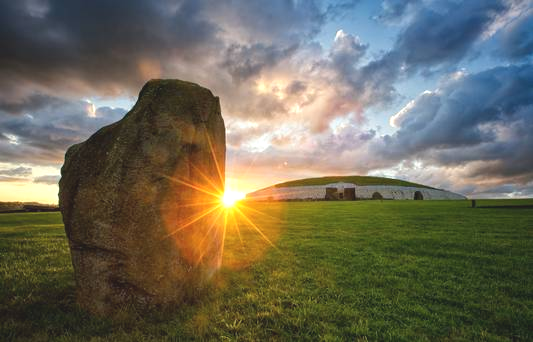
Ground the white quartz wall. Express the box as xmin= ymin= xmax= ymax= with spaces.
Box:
xmin=246 ymin=185 xmax=328 ymax=200
xmin=247 ymin=183 xmax=466 ymax=201
xmin=353 ymin=185 xmax=465 ymax=200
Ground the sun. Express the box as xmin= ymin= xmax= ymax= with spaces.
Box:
xmin=222 ymin=189 xmax=245 ymax=208
xmin=222 ymin=190 xmax=245 ymax=207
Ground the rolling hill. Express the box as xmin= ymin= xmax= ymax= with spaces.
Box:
xmin=272 ymin=175 xmax=436 ymax=189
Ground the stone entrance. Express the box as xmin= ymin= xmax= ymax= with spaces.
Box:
xmin=344 ymin=188 xmax=356 ymax=200
xmin=325 ymin=187 xmax=339 ymax=200
xmin=372 ymin=192 xmax=383 ymax=200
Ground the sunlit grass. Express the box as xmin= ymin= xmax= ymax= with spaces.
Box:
xmin=1 ymin=200 xmax=533 ymax=340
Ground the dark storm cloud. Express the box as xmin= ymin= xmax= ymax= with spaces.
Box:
xmin=285 ymin=80 xmax=307 ymax=95
xmin=394 ymin=0 xmax=505 ymax=69
xmin=350 ymin=52 xmax=400 ymax=105
xmin=0 ymin=0 xmax=341 ymax=123
xmin=221 ymin=43 xmax=299 ymax=82
xmin=0 ymin=96 xmax=126 ymax=165
xmin=0 ymin=0 xmax=218 ymax=100
xmin=376 ymin=64 xmax=533 ymax=181
xmin=376 ymin=0 xmax=420 ymax=23
xmin=0 ymin=0 xmax=359 ymax=105
xmin=0 ymin=166 xmax=32 ymax=177
xmin=0 ymin=94 xmax=66 ymax=115
xmin=209 ymin=0 xmax=326 ymax=43
xmin=33 ymin=175 xmax=60 ymax=185
xmin=355 ymin=0 xmax=509 ymax=106
xmin=468 ymin=183 xmax=533 ymax=198
xmin=499 ymin=9 xmax=533 ymax=59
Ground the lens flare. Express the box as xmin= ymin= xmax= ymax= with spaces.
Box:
xmin=160 ymin=126 xmax=281 ymax=272
xmin=222 ymin=190 xmax=245 ymax=208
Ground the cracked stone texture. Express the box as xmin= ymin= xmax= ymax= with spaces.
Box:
xmin=59 ymin=79 xmax=225 ymax=315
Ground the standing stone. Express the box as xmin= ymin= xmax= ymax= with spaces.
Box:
xmin=59 ymin=79 xmax=225 ymax=315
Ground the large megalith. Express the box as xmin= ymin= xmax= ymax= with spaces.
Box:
xmin=59 ymin=79 xmax=225 ymax=315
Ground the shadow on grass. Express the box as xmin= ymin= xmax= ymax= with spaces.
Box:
xmin=0 ymin=235 xmax=223 ymax=340
xmin=0 ymin=268 xmax=233 ymax=341
xmin=476 ymin=205 xmax=533 ymax=209
xmin=1 ymin=207 xmax=287 ymax=340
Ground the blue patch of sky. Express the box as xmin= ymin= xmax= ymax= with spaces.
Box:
xmin=89 ymin=96 xmax=135 ymax=111
xmin=319 ymin=1 xmax=396 ymax=56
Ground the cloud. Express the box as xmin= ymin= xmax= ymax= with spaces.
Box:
xmin=359 ymin=0 xmax=512 ymax=105
xmin=0 ymin=165 xmax=32 ymax=183
xmin=33 ymin=174 xmax=60 ymax=185
xmin=0 ymin=0 xmax=514 ymax=132
xmin=498 ymin=8 xmax=533 ymax=59
xmin=207 ymin=0 xmax=326 ymax=44
xmin=291 ymin=0 xmax=512 ymax=131
xmin=226 ymin=121 xmax=271 ymax=148
xmin=376 ymin=0 xmax=420 ymax=23
xmin=285 ymin=80 xmax=307 ymax=95
xmin=0 ymin=0 xmax=219 ymax=102
xmin=227 ymin=121 xmax=383 ymax=181
xmin=0 ymin=0 xmax=336 ymax=104
xmin=0 ymin=166 xmax=32 ymax=177
xmin=375 ymin=64 xmax=533 ymax=183
xmin=0 ymin=0 xmax=530 ymax=199
xmin=221 ymin=43 xmax=299 ymax=82
xmin=470 ymin=182 xmax=533 ymax=198
xmin=393 ymin=0 xmax=506 ymax=70
xmin=330 ymin=30 xmax=368 ymax=70
xmin=228 ymin=63 xmax=533 ymax=197
xmin=0 ymin=96 xmax=126 ymax=165
xmin=0 ymin=0 xmax=369 ymax=135
xmin=324 ymin=0 xmax=360 ymax=19
xmin=0 ymin=94 xmax=65 ymax=115
xmin=0 ymin=175 xmax=28 ymax=183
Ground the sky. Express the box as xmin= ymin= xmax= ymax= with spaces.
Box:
xmin=0 ymin=0 xmax=533 ymax=203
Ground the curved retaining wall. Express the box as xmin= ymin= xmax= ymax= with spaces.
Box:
xmin=246 ymin=182 xmax=466 ymax=201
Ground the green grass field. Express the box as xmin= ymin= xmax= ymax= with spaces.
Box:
xmin=1 ymin=200 xmax=532 ymax=341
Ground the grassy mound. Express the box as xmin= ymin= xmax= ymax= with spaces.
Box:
xmin=273 ymin=175 xmax=435 ymax=189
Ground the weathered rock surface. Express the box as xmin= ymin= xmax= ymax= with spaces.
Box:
xmin=59 ymin=79 xmax=225 ymax=315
